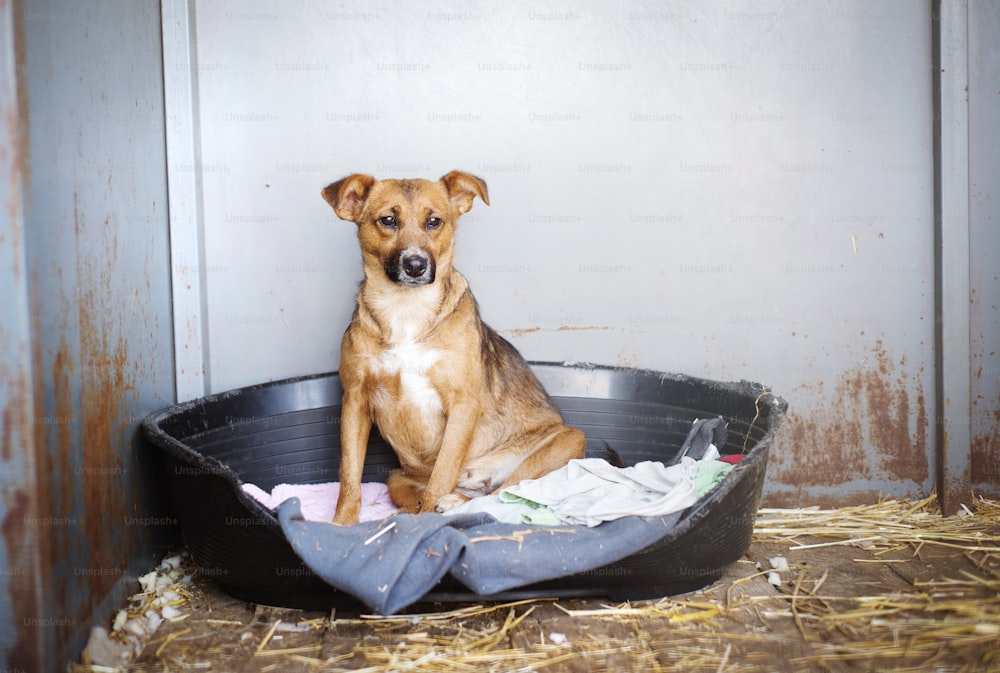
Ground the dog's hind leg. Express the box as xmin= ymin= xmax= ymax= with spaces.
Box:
xmin=386 ymin=470 xmax=427 ymax=514
xmin=458 ymin=426 xmax=587 ymax=495
xmin=498 ymin=426 xmax=587 ymax=489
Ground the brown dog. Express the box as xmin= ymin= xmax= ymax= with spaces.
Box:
xmin=321 ymin=171 xmax=586 ymax=524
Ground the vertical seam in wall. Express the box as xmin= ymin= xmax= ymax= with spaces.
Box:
xmin=931 ymin=0 xmax=973 ymax=514
xmin=932 ymin=0 xmax=945 ymax=510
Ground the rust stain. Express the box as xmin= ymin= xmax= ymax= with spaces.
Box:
xmin=78 ymin=321 xmax=130 ymax=598
xmin=501 ymin=325 xmax=612 ymax=339
xmin=8 ymin=0 xmax=30 ymax=225
xmin=971 ymin=436 xmax=1000 ymax=491
xmin=1 ymin=487 xmax=42 ymax=673
xmin=865 ymin=348 xmax=929 ymax=484
xmin=2 ymin=362 xmax=44 ymax=672
xmin=1 ymin=389 xmax=12 ymax=463
xmin=1 ymin=491 xmax=31 ymax=542
xmin=763 ymin=489 xmax=895 ymax=509
xmin=773 ymin=407 xmax=869 ymax=489
xmin=47 ymin=338 xmax=79 ymax=650
xmin=768 ymin=339 xmax=930 ymax=493
xmin=938 ymin=470 xmax=971 ymax=517
xmin=970 ymin=390 xmax=1000 ymax=493
xmin=76 ymin=210 xmax=130 ymax=602
xmin=52 ymin=338 xmax=75 ymax=512
xmin=21 ymin=269 xmax=50 ymax=672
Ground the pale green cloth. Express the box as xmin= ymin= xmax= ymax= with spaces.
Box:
xmin=694 ymin=459 xmax=734 ymax=496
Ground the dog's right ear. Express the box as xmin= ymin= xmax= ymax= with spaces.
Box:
xmin=321 ymin=174 xmax=376 ymax=223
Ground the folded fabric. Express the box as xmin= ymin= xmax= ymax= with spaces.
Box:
xmin=447 ymin=447 xmax=732 ymax=527
xmin=241 ymin=481 xmax=398 ymax=523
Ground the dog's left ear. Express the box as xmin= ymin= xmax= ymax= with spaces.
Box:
xmin=440 ymin=171 xmax=490 ymax=215
xmin=322 ymin=174 xmax=376 ymax=223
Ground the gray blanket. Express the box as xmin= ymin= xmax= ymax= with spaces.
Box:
xmin=278 ymin=502 xmax=683 ymax=615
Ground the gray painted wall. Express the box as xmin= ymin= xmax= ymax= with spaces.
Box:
xmin=177 ymin=1 xmax=969 ymax=505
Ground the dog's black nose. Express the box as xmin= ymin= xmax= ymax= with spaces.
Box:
xmin=387 ymin=248 xmax=435 ymax=286
xmin=402 ymin=255 xmax=428 ymax=278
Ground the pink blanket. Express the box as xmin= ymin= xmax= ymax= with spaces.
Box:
xmin=241 ymin=481 xmax=399 ymax=523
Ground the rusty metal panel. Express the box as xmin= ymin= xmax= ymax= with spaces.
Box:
xmin=8 ymin=1 xmax=178 ymax=668
xmin=1 ymin=2 xmax=45 ymax=670
xmin=969 ymin=0 xmax=1000 ymax=498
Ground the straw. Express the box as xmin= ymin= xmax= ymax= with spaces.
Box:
xmin=75 ymin=496 xmax=999 ymax=672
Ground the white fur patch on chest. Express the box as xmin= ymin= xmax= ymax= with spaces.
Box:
xmin=369 ymin=341 xmax=443 ymax=415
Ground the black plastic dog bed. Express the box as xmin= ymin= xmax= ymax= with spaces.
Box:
xmin=143 ymin=362 xmax=786 ymax=611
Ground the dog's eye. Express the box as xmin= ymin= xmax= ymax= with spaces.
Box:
xmin=377 ymin=215 xmax=397 ymax=229
xmin=425 ymin=217 xmax=443 ymax=230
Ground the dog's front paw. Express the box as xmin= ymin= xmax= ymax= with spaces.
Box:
xmin=434 ymin=493 xmax=468 ymax=513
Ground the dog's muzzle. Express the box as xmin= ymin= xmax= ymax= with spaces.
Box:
xmin=385 ymin=247 xmax=435 ymax=286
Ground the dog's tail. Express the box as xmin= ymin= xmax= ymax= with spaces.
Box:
xmin=587 ymin=440 xmax=628 ymax=468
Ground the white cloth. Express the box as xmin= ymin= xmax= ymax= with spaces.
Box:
xmin=449 ymin=446 xmax=724 ymax=527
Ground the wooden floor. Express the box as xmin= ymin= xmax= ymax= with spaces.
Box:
xmin=85 ymin=501 xmax=1000 ymax=673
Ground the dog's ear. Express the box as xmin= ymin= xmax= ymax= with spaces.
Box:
xmin=440 ymin=171 xmax=490 ymax=215
xmin=321 ymin=174 xmax=376 ymax=223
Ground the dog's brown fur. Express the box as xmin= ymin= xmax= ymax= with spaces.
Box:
xmin=322 ymin=171 xmax=586 ymax=524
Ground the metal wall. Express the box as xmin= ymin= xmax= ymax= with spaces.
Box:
xmin=1 ymin=1 xmax=177 ymax=669
xmin=1 ymin=1 xmax=40 ymax=667
xmin=969 ymin=0 xmax=1000 ymax=500
xmin=165 ymin=0 xmax=999 ymax=508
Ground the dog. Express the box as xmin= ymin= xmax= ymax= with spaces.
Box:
xmin=321 ymin=170 xmax=587 ymax=524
